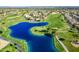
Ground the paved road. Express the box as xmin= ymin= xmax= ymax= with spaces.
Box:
xmin=55 ymin=35 xmax=69 ymax=52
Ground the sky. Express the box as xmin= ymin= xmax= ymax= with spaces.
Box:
xmin=0 ymin=0 xmax=78 ymax=6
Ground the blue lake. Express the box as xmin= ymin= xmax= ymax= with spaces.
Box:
xmin=9 ymin=22 xmax=57 ymax=52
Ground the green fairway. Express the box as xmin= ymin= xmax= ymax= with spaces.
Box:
xmin=0 ymin=9 xmax=79 ymax=52
xmin=32 ymin=13 xmax=79 ymax=52
xmin=46 ymin=14 xmax=79 ymax=52
xmin=0 ymin=13 xmax=28 ymax=52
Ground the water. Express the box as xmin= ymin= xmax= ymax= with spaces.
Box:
xmin=9 ymin=22 xmax=57 ymax=52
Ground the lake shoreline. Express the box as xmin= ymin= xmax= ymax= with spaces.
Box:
xmin=9 ymin=22 xmax=57 ymax=52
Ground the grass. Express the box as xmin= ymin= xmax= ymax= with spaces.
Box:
xmin=0 ymin=11 xmax=79 ymax=52
xmin=31 ymin=26 xmax=47 ymax=35
xmin=0 ymin=43 xmax=17 ymax=52
xmin=54 ymin=36 xmax=65 ymax=52
xmin=47 ymin=13 xmax=79 ymax=52
xmin=46 ymin=14 xmax=69 ymax=51
xmin=46 ymin=14 xmax=69 ymax=29
xmin=0 ymin=14 xmax=28 ymax=52
xmin=30 ymin=14 xmax=68 ymax=51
